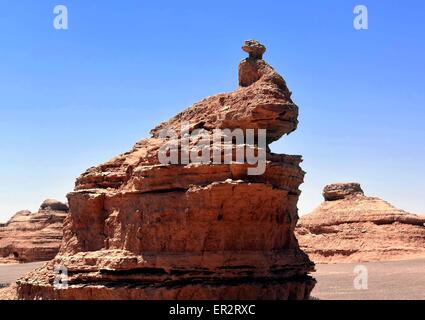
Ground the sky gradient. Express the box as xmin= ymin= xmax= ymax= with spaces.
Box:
xmin=0 ymin=0 xmax=424 ymax=221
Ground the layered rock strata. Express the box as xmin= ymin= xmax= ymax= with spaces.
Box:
xmin=296 ymin=183 xmax=425 ymax=263
xmin=0 ymin=200 xmax=68 ymax=263
xmin=17 ymin=40 xmax=315 ymax=300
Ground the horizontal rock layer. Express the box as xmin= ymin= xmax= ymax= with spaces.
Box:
xmin=0 ymin=200 xmax=68 ymax=263
xmin=296 ymin=184 xmax=425 ymax=263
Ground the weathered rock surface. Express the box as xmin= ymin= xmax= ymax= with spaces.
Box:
xmin=0 ymin=200 xmax=68 ymax=263
xmin=323 ymin=183 xmax=364 ymax=201
xmin=296 ymin=183 xmax=425 ymax=263
xmin=17 ymin=40 xmax=315 ymax=300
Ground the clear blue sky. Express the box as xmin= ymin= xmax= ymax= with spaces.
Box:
xmin=0 ymin=0 xmax=424 ymax=221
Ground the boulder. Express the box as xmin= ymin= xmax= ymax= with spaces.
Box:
xmin=296 ymin=183 xmax=425 ymax=263
xmin=323 ymin=183 xmax=364 ymax=201
xmin=40 ymin=199 xmax=69 ymax=212
xmin=0 ymin=201 xmax=68 ymax=263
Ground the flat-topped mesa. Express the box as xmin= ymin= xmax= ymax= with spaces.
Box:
xmin=323 ymin=183 xmax=364 ymax=201
xmin=151 ymin=40 xmax=297 ymax=145
xmin=17 ymin=41 xmax=314 ymax=300
xmin=0 ymin=200 xmax=68 ymax=263
xmin=296 ymin=183 xmax=425 ymax=263
xmin=40 ymin=199 xmax=69 ymax=212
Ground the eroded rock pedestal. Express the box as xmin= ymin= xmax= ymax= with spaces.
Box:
xmin=296 ymin=183 xmax=425 ymax=263
xmin=17 ymin=40 xmax=315 ymax=300
xmin=0 ymin=200 xmax=68 ymax=263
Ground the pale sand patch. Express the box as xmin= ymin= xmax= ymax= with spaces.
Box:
xmin=0 ymin=285 xmax=18 ymax=300
xmin=0 ymin=261 xmax=47 ymax=300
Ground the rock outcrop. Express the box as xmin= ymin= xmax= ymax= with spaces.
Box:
xmin=323 ymin=183 xmax=364 ymax=201
xmin=296 ymin=183 xmax=425 ymax=263
xmin=17 ymin=40 xmax=315 ymax=300
xmin=0 ymin=200 xmax=68 ymax=263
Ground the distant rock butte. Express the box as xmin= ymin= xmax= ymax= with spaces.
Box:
xmin=0 ymin=200 xmax=68 ymax=263
xmin=296 ymin=183 xmax=425 ymax=264
xmin=17 ymin=40 xmax=315 ymax=300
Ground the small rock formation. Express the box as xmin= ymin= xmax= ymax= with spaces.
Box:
xmin=0 ymin=200 xmax=68 ymax=263
xmin=323 ymin=183 xmax=364 ymax=201
xmin=39 ymin=199 xmax=69 ymax=212
xmin=17 ymin=40 xmax=315 ymax=300
xmin=296 ymin=183 xmax=425 ymax=263
xmin=242 ymin=39 xmax=266 ymax=59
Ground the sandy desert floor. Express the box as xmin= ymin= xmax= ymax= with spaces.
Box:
xmin=0 ymin=261 xmax=45 ymax=299
xmin=312 ymin=258 xmax=425 ymax=300
xmin=0 ymin=261 xmax=45 ymax=285
xmin=1 ymin=259 xmax=425 ymax=300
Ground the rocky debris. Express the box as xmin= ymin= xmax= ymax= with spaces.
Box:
xmin=0 ymin=285 xmax=17 ymax=300
xmin=0 ymin=200 xmax=68 ymax=263
xmin=296 ymin=183 xmax=425 ymax=263
xmin=17 ymin=40 xmax=315 ymax=300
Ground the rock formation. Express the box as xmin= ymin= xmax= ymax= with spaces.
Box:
xmin=0 ymin=200 xmax=68 ymax=263
xmin=322 ymin=183 xmax=364 ymax=201
xmin=296 ymin=183 xmax=425 ymax=263
xmin=17 ymin=40 xmax=315 ymax=300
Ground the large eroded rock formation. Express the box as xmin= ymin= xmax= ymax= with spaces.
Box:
xmin=0 ymin=200 xmax=68 ymax=263
xmin=17 ymin=40 xmax=315 ymax=300
xmin=296 ymin=183 xmax=425 ymax=263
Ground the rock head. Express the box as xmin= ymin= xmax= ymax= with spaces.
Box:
xmin=242 ymin=39 xmax=266 ymax=59
xmin=17 ymin=41 xmax=315 ymax=300
xmin=323 ymin=183 xmax=364 ymax=201
xmin=0 ymin=200 xmax=68 ymax=263
xmin=296 ymin=183 xmax=425 ymax=263
xmin=40 ymin=199 xmax=69 ymax=212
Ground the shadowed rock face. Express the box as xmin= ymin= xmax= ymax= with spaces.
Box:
xmin=17 ymin=41 xmax=315 ymax=300
xmin=0 ymin=201 xmax=68 ymax=263
xmin=296 ymin=183 xmax=425 ymax=264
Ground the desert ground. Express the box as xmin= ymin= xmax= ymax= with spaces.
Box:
xmin=0 ymin=261 xmax=44 ymax=299
xmin=0 ymin=261 xmax=45 ymax=285
xmin=1 ymin=259 xmax=425 ymax=300
xmin=312 ymin=258 xmax=425 ymax=300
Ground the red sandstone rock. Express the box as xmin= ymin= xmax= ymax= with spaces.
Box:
xmin=296 ymin=183 xmax=425 ymax=264
xmin=0 ymin=200 xmax=68 ymax=263
xmin=242 ymin=39 xmax=266 ymax=60
xmin=323 ymin=182 xmax=364 ymax=201
xmin=17 ymin=40 xmax=315 ymax=300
